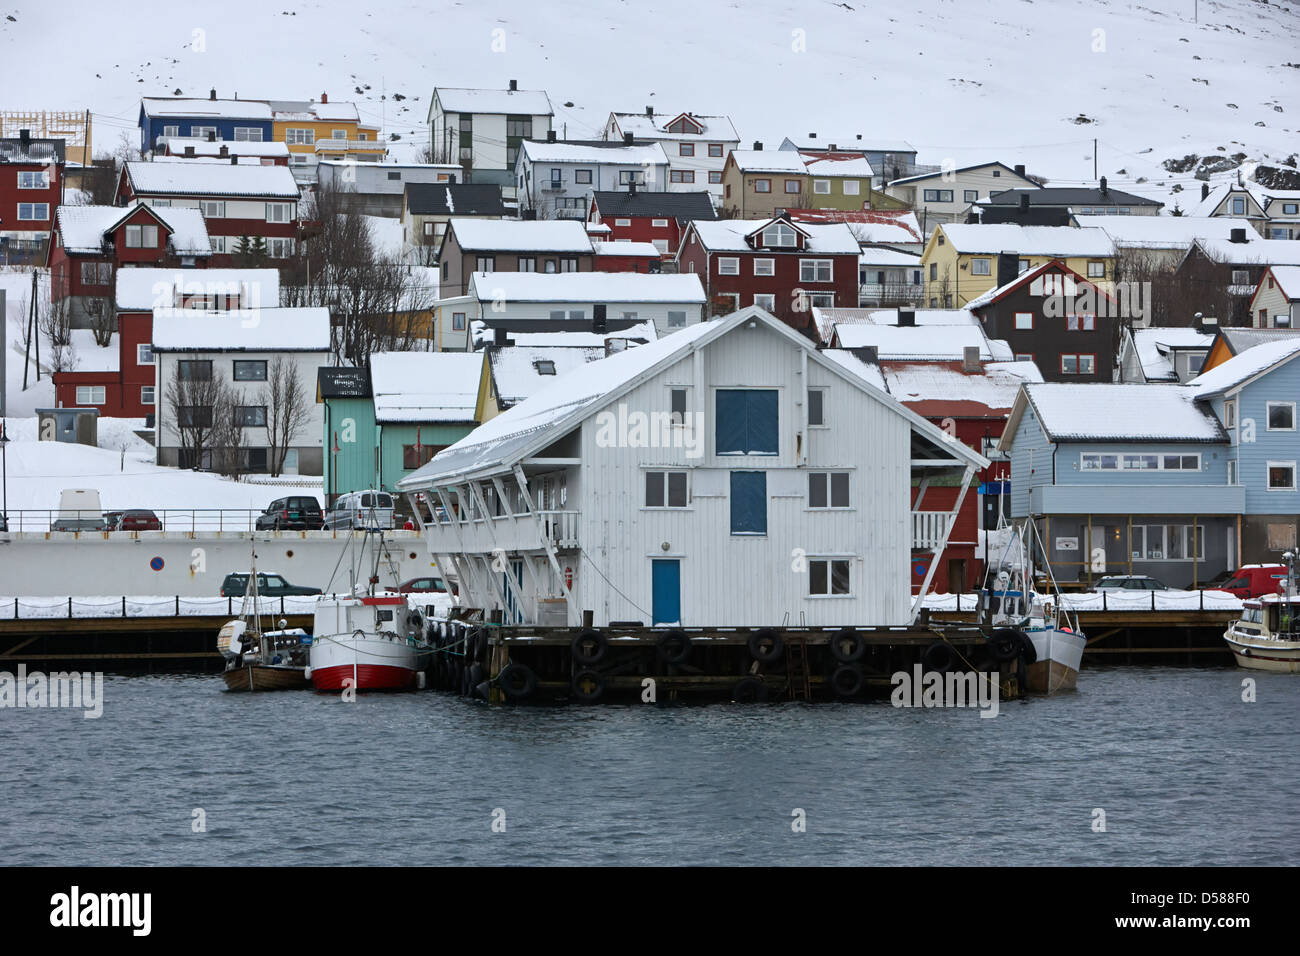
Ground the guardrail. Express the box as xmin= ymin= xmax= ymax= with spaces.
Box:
xmin=2 ymin=509 xmax=278 ymax=533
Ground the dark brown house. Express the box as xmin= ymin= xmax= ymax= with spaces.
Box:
xmin=435 ymin=218 xmax=596 ymax=297
xmin=1170 ymin=233 xmax=1300 ymax=328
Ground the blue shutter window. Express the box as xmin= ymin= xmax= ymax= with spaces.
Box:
xmin=716 ymin=389 xmax=779 ymax=455
xmin=730 ymin=471 xmax=767 ymax=535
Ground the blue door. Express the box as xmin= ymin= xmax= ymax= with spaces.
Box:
xmin=652 ymin=560 xmax=681 ymax=625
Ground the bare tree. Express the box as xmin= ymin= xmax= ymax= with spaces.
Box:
xmin=37 ymin=296 xmax=77 ymax=373
xmin=262 ymin=357 xmax=312 ymax=477
xmin=166 ymin=362 xmax=228 ymax=470
xmin=210 ymin=385 xmax=249 ymax=479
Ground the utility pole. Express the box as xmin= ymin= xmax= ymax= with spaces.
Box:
xmin=1094 ymin=139 xmax=1098 ymax=181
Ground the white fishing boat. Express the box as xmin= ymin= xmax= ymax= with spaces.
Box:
xmin=1223 ymin=552 xmax=1300 ymax=673
xmin=217 ymin=543 xmax=311 ymax=692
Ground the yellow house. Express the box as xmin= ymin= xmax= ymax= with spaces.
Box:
xmin=720 ymin=148 xmax=906 ymax=218
xmin=268 ymin=95 xmax=385 ymax=176
xmin=920 ymin=223 xmax=1117 ymax=307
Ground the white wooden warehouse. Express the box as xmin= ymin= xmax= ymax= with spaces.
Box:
xmin=398 ymin=306 xmax=987 ymax=628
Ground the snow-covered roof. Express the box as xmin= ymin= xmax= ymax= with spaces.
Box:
xmin=519 ymin=140 xmax=667 ymax=166
xmin=593 ymin=240 xmax=663 ymax=258
xmin=116 ymin=268 xmax=281 ymax=311
xmin=831 ymin=323 xmax=996 ymax=360
xmin=124 ymin=161 xmax=301 ymax=199
xmin=448 ymin=218 xmax=592 ymax=253
xmin=1186 ymin=337 xmax=1300 ymax=397
xmin=54 ymin=203 xmax=212 ymax=256
xmin=609 ymin=111 xmax=739 ymax=142
xmin=1017 ymin=384 xmax=1225 ymax=443
xmin=1263 ymin=265 xmax=1300 ymax=300
xmin=65 ymin=329 xmax=119 ymax=373
xmin=489 ymin=345 xmax=607 ymax=406
xmin=164 ymin=137 xmax=291 ymax=158
xmin=435 ymin=87 xmax=554 ymax=116
xmin=858 ymin=249 xmax=922 ymax=267
xmin=1189 ymin=182 xmax=1264 ymax=218
xmin=802 ymin=154 xmax=875 ymax=178
xmin=472 ymin=321 xmax=658 ymax=350
xmin=1194 ymin=237 xmax=1300 ymax=267
xmin=781 ymin=135 xmax=916 ymax=153
xmin=883 ymin=360 xmax=1043 ymax=411
xmin=726 ymin=150 xmax=809 ymax=174
xmin=963 ymin=259 xmax=1081 ymax=311
xmin=1126 ymin=327 xmax=1216 ymax=382
xmin=151 ymin=307 xmax=330 ymax=352
xmin=937 ymin=223 xmax=1115 ymax=257
xmin=369 ymin=352 xmax=483 ymax=423
xmin=1073 ymin=215 xmax=1255 ymax=249
xmin=788 ymin=210 xmax=922 ymax=245
xmin=810 ymin=307 xmax=975 ymax=346
xmin=467 ymin=271 xmax=705 ymax=304
xmin=819 ymin=348 xmax=888 ymax=393
xmin=141 ymin=97 xmax=272 ymax=120
xmin=687 ymin=218 xmax=860 ymax=255
xmin=267 ymin=99 xmax=361 ymax=123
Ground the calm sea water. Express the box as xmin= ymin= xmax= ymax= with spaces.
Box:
xmin=0 ymin=666 xmax=1295 ymax=866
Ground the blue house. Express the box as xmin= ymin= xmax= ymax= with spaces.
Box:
xmin=138 ymin=94 xmax=274 ymax=155
xmin=1000 ymin=383 xmax=1238 ymax=587
xmin=1185 ymin=338 xmax=1300 ymax=561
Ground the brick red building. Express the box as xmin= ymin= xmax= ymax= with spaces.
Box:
xmin=675 ymin=215 xmax=859 ymax=336
xmin=587 ymin=188 xmax=716 ymax=258
xmin=593 ymin=240 xmax=663 ymax=273
xmin=0 ymin=132 xmax=64 ymax=265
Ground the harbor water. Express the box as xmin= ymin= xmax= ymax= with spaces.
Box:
xmin=1 ymin=666 xmax=1295 ymax=866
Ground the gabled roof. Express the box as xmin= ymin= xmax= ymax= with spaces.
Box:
xmin=1189 ymin=237 xmax=1300 ymax=267
xmin=1186 ymin=337 xmax=1300 ymax=397
xmin=448 ymin=218 xmax=593 ymax=254
xmin=467 ymin=271 xmax=705 ymax=304
xmin=801 ymin=153 xmax=875 ymax=178
xmin=981 ymin=186 xmax=1160 ymax=207
xmin=590 ymin=189 xmax=716 ymax=221
xmin=936 ymin=224 xmax=1115 ymax=258
xmin=593 ymin=240 xmax=662 ymax=259
xmin=726 ymin=150 xmax=809 ymax=174
xmin=1214 ymin=327 xmax=1300 ymax=357
xmin=810 ymin=307 xmax=976 ymax=345
xmin=152 ymin=307 xmax=329 ymax=351
xmin=123 ymin=161 xmax=301 ymax=199
xmin=882 ymin=360 xmax=1043 ymax=414
xmin=1257 ymin=265 xmax=1300 ymax=302
xmin=398 ymin=307 xmax=987 ymax=488
xmin=1073 ymin=215 xmax=1256 ymax=249
xmin=1189 ymin=182 xmax=1267 ymax=218
xmin=488 ymin=344 xmax=607 ymax=407
xmin=964 ymin=258 xmax=1115 ymax=311
xmin=788 ymin=209 xmax=923 ymax=245
xmin=519 ymin=140 xmax=668 ymax=166
xmin=608 ymin=111 xmax=739 ymax=142
xmin=830 ymin=322 xmax=999 ymax=361
xmin=140 ymin=97 xmax=272 ymax=121
xmin=685 ymin=218 xmax=860 ymax=255
xmin=888 ymin=162 xmax=1038 ymax=188
xmin=434 ymin=87 xmax=554 ymax=117
xmin=369 ymin=352 xmax=484 ymax=423
xmin=1123 ymin=327 xmax=1216 ymax=382
xmin=54 ymin=203 xmax=212 ymax=256
xmin=1005 ymin=383 xmax=1226 ymax=446
xmin=265 ymin=99 xmax=361 ymax=123
xmin=780 ymin=135 xmax=916 ymax=154
xmin=404 ymin=183 xmax=508 ymax=217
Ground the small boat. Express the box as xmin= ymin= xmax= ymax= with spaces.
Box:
xmin=217 ymin=544 xmax=311 ymax=691
xmin=1223 ymin=553 xmax=1300 ymax=673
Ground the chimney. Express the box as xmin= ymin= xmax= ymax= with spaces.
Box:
xmin=521 ymin=208 xmax=537 ymax=221
xmin=18 ymin=128 xmax=30 ymax=150
xmin=897 ymin=309 xmax=916 ymax=327
xmin=623 ymin=132 xmax=634 ymax=145
xmin=753 ymin=141 xmax=763 ymax=151
xmin=808 ymin=133 xmax=817 ymax=140
xmin=184 ymin=145 xmax=195 ymax=158
xmin=1099 ymin=176 xmax=1108 ymax=196
xmin=218 ymin=144 xmax=229 ymax=157
xmin=209 ymin=88 xmax=216 ymax=101
xmin=207 ymin=130 xmax=216 ymax=142
xmin=493 ymin=327 xmax=508 ymax=347
xmin=1014 ymin=164 xmax=1025 ymax=178
xmin=448 ymin=173 xmax=457 ymax=184
xmin=508 ymin=79 xmax=518 ymax=92
xmin=1018 ymin=193 xmax=1030 ymax=215
xmin=962 ymin=345 xmax=981 ymax=373
xmin=850 ymin=345 xmax=879 ymax=364
xmin=592 ymin=303 xmax=608 ymax=334
xmin=320 ymin=92 xmax=328 ymax=104
xmin=605 ymin=337 xmax=628 ymax=357
xmin=628 ymin=179 xmax=637 ymax=196
xmin=546 ymin=129 xmax=556 ymax=143
xmin=230 ymin=155 xmax=238 ymax=165
xmin=645 ymin=105 xmax=653 ymax=118
xmin=1229 ymin=228 xmax=1247 ymax=244
xmin=1196 ymin=313 xmax=1219 ymax=334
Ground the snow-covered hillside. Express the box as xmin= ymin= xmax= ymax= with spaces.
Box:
xmin=0 ymin=0 xmax=1294 ymax=210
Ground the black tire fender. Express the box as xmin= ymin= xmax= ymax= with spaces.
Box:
xmin=831 ymin=664 xmax=864 ymax=698
xmin=829 ymin=628 xmax=866 ymax=663
xmin=989 ymin=629 xmax=1020 ymax=662
xmin=571 ymin=669 xmax=605 ymax=702
xmin=923 ymin=641 xmax=957 ymax=673
xmin=656 ymin=629 xmax=691 ymax=665
xmin=498 ymin=662 xmax=537 ymax=701
xmin=732 ymin=676 xmax=769 ymax=703
xmin=748 ymin=628 xmax=784 ymax=663
xmin=571 ymin=629 xmax=607 ymax=665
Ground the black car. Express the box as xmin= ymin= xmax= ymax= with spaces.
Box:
xmin=220 ymin=572 xmax=323 ymax=598
xmin=255 ymin=496 xmax=324 ymax=531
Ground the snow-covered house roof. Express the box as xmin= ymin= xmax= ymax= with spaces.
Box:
xmin=164 ymin=137 xmax=291 ymax=159
xmin=590 ymin=190 xmax=717 ymax=221
xmin=830 ymin=323 xmax=997 ymax=361
xmin=519 ymin=140 xmax=668 ymax=167
xmin=54 ymin=203 xmax=212 ymax=257
xmin=266 ymin=99 xmax=362 ymax=123
xmin=123 ymin=161 xmax=301 ymax=199
xmin=488 ymin=345 xmax=607 ymax=407
xmin=434 ymin=87 xmax=554 ymax=116
xmin=686 ymin=218 xmax=860 ymax=255
xmin=448 ymin=218 xmax=593 ymax=253
xmin=882 ymin=360 xmax=1043 ymax=413
xmin=1073 ymin=215 xmax=1255 ymax=250
xmin=398 ymin=307 xmax=987 ymax=488
xmin=726 ymin=150 xmax=809 ymax=174
xmin=1122 ymin=327 xmax=1216 ymax=383
xmin=151 ymin=307 xmax=330 ymax=352
xmin=115 ymin=268 xmax=281 ymax=311
xmin=471 ymin=321 xmax=658 ymax=350
xmin=1185 ymin=337 xmax=1300 ymax=397
xmin=593 ymin=240 xmax=664 ymax=259
xmin=963 ymin=259 xmax=1108 ymax=312
xmin=608 ymin=111 xmax=739 ymax=142
xmin=369 ymin=352 xmax=484 ymax=423
xmin=467 ymin=271 xmax=705 ymax=304
xmin=810 ymin=307 xmax=975 ymax=347
xmin=789 ymin=209 xmax=923 ymax=245
xmin=1189 ymin=182 xmax=1271 ymax=218
xmin=140 ymin=97 xmax=273 ymax=120
xmin=1006 ymin=384 xmax=1226 ymax=446
xmin=781 ymin=135 xmax=916 ymax=154
xmin=802 ymin=154 xmax=875 ymax=178
xmin=889 ymin=162 xmax=1035 ymax=188
xmin=1261 ymin=265 xmax=1300 ymax=301
xmin=819 ymin=348 xmax=888 ymax=392
xmin=857 ymin=249 xmax=922 ymax=268
xmin=1191 ymin=237 xmax=1300 ymax=267
xmin=937 ymin=224 xmax=1115 ymax=258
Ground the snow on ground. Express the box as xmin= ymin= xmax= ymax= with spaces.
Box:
xmin=920 ymin=589 xmax=1242 ymax=612
xmin=2 ymin=270 xmax=54 ymax=417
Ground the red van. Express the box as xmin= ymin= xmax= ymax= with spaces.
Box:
xmin=1217 ymin=565 xmax=1289 ymax=598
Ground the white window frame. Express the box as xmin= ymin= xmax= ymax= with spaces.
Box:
xmin=1087 ymin=260 xmax=1106 ymax=278
xmin=1014 ymin=312 xmax=1034 ymax=331
xmin=17 ymin=170 xmax=49 ymax=189
xmin=644 ymin=470 xmax=691 ymax=509
xmin=190 ymin=126 xmax=218 ymax=141
xmin=808 ymin=557 xmax=853 ymax=597
xmin=286 ymin=128 xmax=315 ymax=145
xmin=842 ymin=180 xmax=860 ymax=195
xmin=1266 ymin=461 xmax=1297 ymax=491
xmin=137 ymin=343 xmax=154 ymax=366
xmin=813 ymin=179 xmax=831 ymax=195
xmin=614 ymin=218 xmax=631 ymax=227
xmin=807 ymin=472 xmax=851 ymax=510
xmin=267 ymin=237 xmax=294 ymax=259
xmin=651 ymin=218 xmax=669 ymax=228
xmin=753 ymin=258 xmax=775 ymax=277
xmin=718 ymin=257 xmax=740 ymax=276
xmin=141 ymin=385 xmax=155 ymax=405
xmin=233 ymin=127 xmax=263 ymax=142
xmin=265 ymin=202 xmax=293 ymax=223
xmin=75 ymin=386 xmax=106 ymax=405
xmin=1266 ymin=401 xmax=1296 ymax=432
xmin=201 ymin=200 xmax=226 ymax=218
xmin=124 ymin=223 xmax=158 ymax=248
xmin=799 ymin=259 xmax=833 ymax=283
xmin=753 ymin=293 xmax=776 ymax=311
xmin=970 ymin=258 xmax=991 ymax=276
xmin=17 ymin=202 xmax=49 ymax=221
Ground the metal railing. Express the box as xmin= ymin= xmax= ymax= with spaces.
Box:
xmin=4 ymin=509 xmax=300 ymax=534
xmin=859 ymin=282 xmax=923 ymax=304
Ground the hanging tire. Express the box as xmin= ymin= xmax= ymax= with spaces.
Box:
xmin=829 ymin=628 xmax=866 ymax=663
xmin=1011 ymin=629 xmax=1037 ymax=665
xmin=732 ymin=676 xmax=768 ymax=703
xmin=748 ymin=628 xmax=784 ymax=663
xmin=498 ymin=663 xmax=537 ymax=701
xmin=468 ymin=663 xmax=484 ymax=698
xmin=571 ymin=669 xmax=604 ymax=703
xmin=571 ymin=629 xmax=607 ymax=665
xmin=473 ymin=628 xmax=489 ymax=663
xmin=989 ymin=629 xmax=1020 ymax=662
xmin=831 ymin=664 xmax=864 ymax=698
xmin=657 ymin=629 xmax=691 ymax=665
xmin=923 ymin=641 xmax=957 ymax=673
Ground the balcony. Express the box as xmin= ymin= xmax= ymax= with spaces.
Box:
xmin=859 ymin=282 xmax=923 ymax=306
xmin=912 ymin=511 xmax=952 ymax=551
xmin=1030 ymin=484 xmax=1246 ymax=516
xmin=423 ymin=509 xmax=580 ymax=555
xmin=315 ymin=139 xmax=386 ymax=153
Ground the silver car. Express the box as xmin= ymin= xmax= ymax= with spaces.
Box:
xmin=323 ymin=490 xmax=397 ymax=530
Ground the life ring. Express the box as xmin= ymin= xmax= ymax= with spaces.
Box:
xmin=831 ymin=664 xmax=864 ymax=697
xmin=923 ymin=641 xmax=957 ymax=673
xmin=571 ymin=629 xmax=607 ymax=665
xmin=732 ymin=676 xmax=768 ymax=703
xmin=829 ymin=628 xmax=866 ymax=663
xmin=571 ymin=669 xmax=605 ymax=702
xmin=748 ymin=628 xmax=784 ymax=663
xmin=657 ymin=629 xmax=691 ymax=665
xmin=498 ymin=662 xmax=537 ymax=701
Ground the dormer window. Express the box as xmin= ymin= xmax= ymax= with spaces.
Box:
xmin=534 ymin=360 xmax=556 ymax=375
xmin=761 ymin=223 xmax=797 ymax=248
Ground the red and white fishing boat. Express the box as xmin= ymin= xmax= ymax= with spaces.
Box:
xmin=307 ymin=593 xmax=425 ymax=690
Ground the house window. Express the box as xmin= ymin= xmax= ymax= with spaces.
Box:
xmin=753 ymin=293 xmax=776 ymax=311
xmin=729 ymin=471 xmax=767 ymax=535
xmin=560 ymin=258 xmax=579 ymax=272
xmin=807 ymin=388 xmax=825 ymax=426
xmin=618 ymin=170 xmax=645 ymax=186
xmin=709 ymin=171 xmax=723 ymax=184
xmin=1087 ymin=261 xmax=1105 ymax=278
xmin=476 ymin=255 xmax=495 ymax=272
xmin=670 ymin=170 xmax=696 ymax=183
xmin=235 ymin=405 xmax=268 ymax=427
xmin=1066 ymin=314 xmax=1096 ymax=331
xmin=679 ymin=143 xmax=695 ymax=157
xmin=652 ymin=239 xmax=670 ymax=255
xmin=402 ymin=444 xmax=438 ymax=470
xmin=137 ymin=344 xmax=154 ymax=366
xmin=286 ymin=128 xmax=314 ymax=145
xmin=753 ymin=258 xmax=775 ymax=276
xmin=971 ymin=258 xmax=991 ymax=276
xmin=75 ymin=386 xmax=106 ymax=405
xmin=141 ymin=386 xmax=155 ymax=406
xmin=923 ymin=189 xmax=953 ymax=203
xmin=784 ymin=180 xmax=801 ymax=194
xmin=667 ymin=310 xmax=686 ymax=328
xmin=808 ymin=472 xmax=850 ymax=509
xmin=81 ymin=262 xmax=112 ymax=285
xmin=1231 ymin=197 xmax=1246 ymax=215
xmin=266 ymin=203 xmax=293 ymax=223
xmin=233 ymin=360 xmax=267 ymax=381
xmin=573 ymin=169 xmax=592 ymax=185
xmin=761 ymin=224 xmax=797 ymax=248
xmin=387 ymin=171 xmax=401 ymax=181
xmin=201 ymin=200 xmax=226 ymax=218
xmin=843 ymin=181 xmax=861 ymax=196
xmin=716 ymin=389 xmax=778 ymax=455
xmin=233 ymin=127 xmax=263 ymax=142
xmin=799 ymin=259 xmax=832 ymax=282
xmin=813 ymin=179 xmax=831 ymax=194
xmin=518 ymin=257 xmax=536 ymax=273
xmin=1224 ymin=398 xmax=1237 ymax=428
xmin=1266 ymin=402 xmax=1295 ymax=431
xmin=1267 ymin=462 xmax=1296 ymax=491
xmin=162 ymin=125 xmax=180 ymax=138
xmin=1080 ymin=454 xmax=1120 ymax=471
xmin=753 ymin=179 xmax=771 ymax=193
xmin=1227 ymin=459 xmax=1238 ymax=486
xmin=708 ymin=144 xmax=724 ymax=158
xmin=646 ymin=471 xmax=689 ymax=508
xmin=929 ymin=263 xmax=938 ymax=281
xmin=177 ymin=360 xmax=213 ymax=381
xmin=124 ymin=223 xmax=158 ymax=249
xmin=1013 ymin=312 xmax=1035 ymax=331
xmin=452 ymin=312 xmax=466 ymax=331
xmin=620 ymin=311 xmax=638 ymax=322
xmin=534 ymin=360 xmax=557 ymax=375
xmin=1231 ymin=269 xmax=1251 ymax=285
xmin=267 ymin=238 xmax=293 ymax=258
xmin=177 ymin=405 xmax=213 ymax=428
xmin=1284 ymin=203 xmax=1299 ymax=215
xmin=718 ymin=257 xmax=740 ymax=276
xmin=809 ymin=559 xmax=851 ymax=596
xmin=17 ymin=171 xmax=49 ymax=189
xmin=1060 ymin=353 xmax=1096 ymax=375
xmin=964 ymin=190 xmax=978 ymax=203
xmin=191 ymin=126 xmax=218 ymax=141
xmin=670 ymin=387 xmax=688 ymax=424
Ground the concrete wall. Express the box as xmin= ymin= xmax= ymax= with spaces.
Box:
xmin=0 ymin=531 xmax=435 ymax=597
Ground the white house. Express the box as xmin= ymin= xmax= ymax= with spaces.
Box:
xmin=152 ymin=307 xmax=330 ymax=474
xmin=886 ymin=162 xmax=1040 ymax=233
xmin=603 ymin=109 xmax=740 ymax=197
xmin=515 ymin=140 xmax=670 ymax=220
xmin=1248 ymin=265 xmax=1300 ymax=329
xmin=397 ymin=306 xmax=987 ymax=628
xmin=427 ymin=83 xmax=554 ymax=199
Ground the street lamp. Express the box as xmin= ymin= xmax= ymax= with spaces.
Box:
xmin=0 ymin=420 xmax=9 ymax=532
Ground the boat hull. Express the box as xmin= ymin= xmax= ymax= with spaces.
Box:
xmin=309 ymin=632 xmax=419 ymax=691
xmin=222 ymin=664 xmax=311 ymax=692
xmin=1024 ymin=628 xmax=1086 ymax=694
xmin=1224 ymin=632 xmax=1300 ymax=673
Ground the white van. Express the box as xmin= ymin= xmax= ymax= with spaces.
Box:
xmin=323 ymin=490 xmax=396 ymax=530
xmin=53 ymin=488 xmax=106 ymax=532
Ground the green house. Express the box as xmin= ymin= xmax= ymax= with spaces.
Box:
xmin=318 ymin=367 xmax=378 ymax=504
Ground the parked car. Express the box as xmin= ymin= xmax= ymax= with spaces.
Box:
xmin=220 ymin=572 xmax=323 ymax=598
xmin=323 ymin=490 xmax=396 ymax=530
xmin=1202 ymin=564 xmax=1289 ymax=599
xmin=109 ymin=510 xmax=163 ymax=532
xmin=254 ymin=496 xmax=324 ymax=531
xmin=396 ymin=576 xmax=457 ymax=596
xmin=52 ymin=488 xmax=107 ymax=532
xmin=1095 ymin=574 xmax=1172 ymax=591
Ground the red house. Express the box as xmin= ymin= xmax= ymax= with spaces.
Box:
xmin=160 ymin=138 xmax=291 ymax=165
xmin=675 ymin=215 xmax=859 ymax=336
xmin=0 ymin=131 xmax=64 ymax=265
xmin=117 ymin=160 xmax=301 ymax=264
xmin=588 ymin=188 xmax=716 ymax=258
xmin=593 ymin=240 xmax=663 ymax=273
